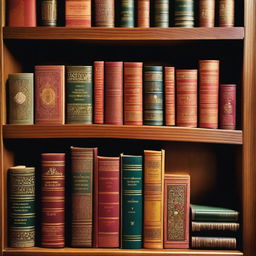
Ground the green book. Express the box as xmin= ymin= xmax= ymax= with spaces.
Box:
xmin=175 ymin=0 xmax=194 ymax=27
xmin=121 ymin=0 xmax=135 ymax=27
xmin=191 ymin=204 xmax=239 ymax=222
xmin=121 ymin=154 xmax=143 ymax=249
xmin=155 ymin=0 xmax=169 ymax=27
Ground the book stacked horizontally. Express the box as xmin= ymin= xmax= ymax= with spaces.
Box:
xmin=190 ymin=204 xmax=239 ymax=249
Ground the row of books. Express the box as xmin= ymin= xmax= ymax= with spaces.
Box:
xmin=8 ymin=0 xmax=235 ymax=28
xmin=7 ymin=61 xmax=237 ymax=129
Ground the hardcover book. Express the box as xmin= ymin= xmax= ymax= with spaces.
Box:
xmin=94 ymin=0 xmax=115 ymax=27
xmin=154 ymin=0 xmax=169 ymax=27
xmin=191 ymin=236 xmax=236 ymax=249
xmin=175 ymin=0 xmax=194 ymax=27
xmin=219 ymin=0 xmax=234 ymax=27
xmin=121 ymin=0 xmax=135 ymax=27
xmin=199 ymin=0 xmax=215 ymax=27
xmin=165 ymin=67 xmax=175 ymax=126
xmin=137 ymin=0 xmax=150 ymax=27
xmin=41 ymin=0 xmax=57 ymax=26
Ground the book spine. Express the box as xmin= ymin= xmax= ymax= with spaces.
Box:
xmin=176 ymin=69 xmax=198 ymax=127
xmin=8 ymin=0 xmax=36 ymax=26
xmin=65 ymin=0 xmax=91 ymax=27
xmin=199 ymin=0 xmax=215 ymax=27
xmin=165 ymin=67 xmax=175 ymax=126
xmin=66 ymin=66 xmax=93 ymax=124
xmin=41 ymin=153 xmax=65 ymax=248
xmin=94 ymin=61 xmax=104 ymax=124
xmin=175 ymin=0 xmax=194 ymax=27
xmin=155 ymin=0 xmax=169 ymax=27
xmin=144 ymin=66 xmax=164 ymax=126
xmin=8 ymin=73 xmax=34 ymax=125
xmin=121 ymin=155 xmax=143 ymax=249
xmin=192 ymin=210 xmax=239 ymax=222
xmin=121 ymin=0 xmax=135 ymax=27
xmin=191 ymin=237 xmax=236 ymax=249
xmin=41 ymin=0 xmax=57 ymax=26
xmin=137 ymin=0 xmax=150 ymax=27
xmin=192 ymin=222 xmax=240 ymax=232
xmin=199 ymin=60 xmax=219 ymax=129
xmin=164 ymin=175 xmax=190 ymax=249
xmin=105 ymin=62 xmax=123 ymax=125
xmin=220 ymin=84 xmax=236 ymax=130
xmin=124 ymin=62 xmax=143 ymax=125
xmin=144 ymin=150 xmax=165 ymax=249
xmin=94 ymin=0 xmax=115 ymax=27
xmin=8 ymin=167 xmax=35 ymax=248
xmin=35 ymin=65 xmax=65 ymax=124
xmin=95 ymin=156 xmax=120 ymax=247
xmin=219 ymin=0 xmax=234 ymax=27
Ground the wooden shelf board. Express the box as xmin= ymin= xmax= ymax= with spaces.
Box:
xmin=3 ymin=125 xmax=242 ymax=144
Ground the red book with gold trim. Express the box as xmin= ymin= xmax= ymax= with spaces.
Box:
xmin=165 ymin=67 xmax=175 ymax=126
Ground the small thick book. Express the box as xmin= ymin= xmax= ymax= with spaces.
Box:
xmin=154 ymin=0 xmax=169 ymax=27
xmin=94 ymin=0 xmax=115 ymax=27
xmin=40 ymin=0 xmax=57 ymax=26
xmin=191 ymin=236 xmax=237 ymax=249
xmin=120 ymin=0 xmax=135 ymax=27
xmin=137 ymin=0 xmax=150 ymax=27
xmin=175 ymin=0 xmax=194 ymax=27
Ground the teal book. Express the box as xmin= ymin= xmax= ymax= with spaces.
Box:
xmin=175 ymin=0 xmax=194 ymax=27
xmin=144 ymin=66 xmax=164 ymax=126
xmin=66 ymin=66 xmax=93 ymax=124
xmin=121 ymin=154 xmax=143 ymax=249
xmin=191 ymin=204 xmax=239 ymax=222
xmin=121 ymin=0 xmax=135 ymax=27
xmin=155 ymin=0 xmax=169 ymax=27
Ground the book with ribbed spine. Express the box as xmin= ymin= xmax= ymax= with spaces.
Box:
xmin=144 ymin=150 xmax=165 ymax=249
xmin=175 ymin=0 xmax=194 ymax=27
xmin=121 ymin=0 xmax=135 ymax=27
xmin=165 ymin=67 xmax=175 ymax=126
xmin=8 ymin=166 xmax=35 ymax=248
xmin=66 ymin=66 xmax=93 ymax=124
xmin=121 ymin=154 xmax=143 ymax=249
xmin=41 ymin=0 xmax=57 ymax=26
xmin=199 ymin=0 xmax=215 ymax=27
xmin=191 ymin=237 xmax=236 ymax=249
xmin=94 ymin=0 xmax=115 ymax=27
xmin=219 ymin=0 xmax=234 ymax=27
xmin=137 ymin=0 xmax=150 ymax=27
xmin=155 ymin=0 xmax=169 ymax=27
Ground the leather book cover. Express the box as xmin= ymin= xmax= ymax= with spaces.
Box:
xmin=124 ymin=62 xmax=143 ymax=125
xmin=164 ymin=67 xmax=175 ymax=126
xmin=8 ymin=0 xmax=36 ymax=27
xmin=137 ymin=0 xmax=150 ymax=27
xmin=66 ymin=0 xmax=91 ymax=27
xmin=94 ymin=0 xmax=115 ymax=27
xmin=41 ymin=153 xmax=65 ymax=248
xmin=219 ymin=0 xmax=234 ymax=27
xmin=71 ymin=147 xmax=98 ymax=247
xmin=8 ymin=73 xmax=34 ymax=125
xmin=164 ymin=173 xmax=190 ymax=249
xmin=121 ymin=154 xmax=143 ymax=249
xmin=94 ymin=61 xmax=104 ymax=124
xmin=66 ymin=66 xmax=93 ymax=124
xmin=144 ymin=150 xmax=165 ymax=249
xmin=94 ymin=156 xmax=120 ymax=248
xmin=199 ymin=0 xmax=215 ymax=27
xmin=175 ymin=0 xmax=194 ymax=27
xmin=191 ymin=236 xmax=236 ymax=249
xmin=121 ymin=0 xmax=135 ymax=27
xmin=176 ymin=69 xmax=198 ymax=127
xmin=35 ymin=65 xmax=65 ymax=124
xmin=154 ymin=0 xmax=169 ymax=27
xmin=105 ymin=62 xmax=123 ymax=125
xmin=41 ymin=0 xmax=57 ymax=26
xmin=199 ymin=60 xmax=219 ymax=129
xmin=8 ymin=166 xmax=35 ymax=248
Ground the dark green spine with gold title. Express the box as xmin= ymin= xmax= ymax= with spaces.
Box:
xmin=175 ymin=0 xmax=194 ymax=27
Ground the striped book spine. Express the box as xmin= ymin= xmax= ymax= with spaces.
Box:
xmin=165 ymin=67 xmax=175 ymax=126
xmin=191 ymin=237 xmax=236 ymax=249
xmin=192 ymin=222 xmax=240 ymax=232
xmin=155 ymin=0 xmax=169 ymax=27
xmin=175 ymin=0 xmax=194 ymax=27
xmin=94 ymin=0 xmax=115 ymax=27
xmin=121 ymin=0 xmax=135 ymax=27
xmin=124 ymin=62 xmax=143 ymax=125
xmin=219 ymin=0 xmax=234 ymax=27
xmin=144 ymin=66 xmax=164 ymax=126
xmin=41 ymin=0 xmax=57 ymax=26
xmin=199 ymin=0 xmax=215 ymax=27
xmin=137 ymin=0 xmax=150 ymax=27
xmin=121 ymin=155 xmax=143 ymax=249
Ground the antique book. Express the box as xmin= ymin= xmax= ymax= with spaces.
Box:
xmin=164 ymin=173 xmax=190 ymax=249
xmin=175 ymin=0 xmax=194 ymax=27
xmin=199 ymin=0 xmax=215 ymax=27
xmin=41 ymin=0 xmax=57 ymax=26
xmin=121 ymin=0 xmax=135 ymax=27
xmin=94 ymin=156 xmax=120 ymax=248
xmin=191 ymin=236 xmax=236 ymax=249
xmin=105 ymin=62 xmax=123 ymax=125
xmin=121 ymin=154 xmax=143 ymax=249
xmin=137 ymin=0 xmax=150 ymax=27
xmin=8 ymin=0 xmax=36 ymax=26
xmin=35 ymin=65 xmax=65 ymax=124
xmin=165 ymin=67 xmax=175 ymax=126
xmin=71 ymin=147 xmax=98 ymax=247
xmin=66 ymin=66 xmax=93 ymax=124
xmin=94 ymin=0 xmax=115 ymax=27
xmin=41 ymin=153 xmax=65 ymax=248
xmin=154 ymin=0 xmax=169 ymax=27
xmin=144 ymin=150 xmax=165 ymax=249
xmin=8 ymin=166 xmax=35 ymax=248
xmin=219 ymin=0 xmax=234 ymax=27
xmin=124 ymin=62 xmax=143 ymax=125
xmin=8 ymin=73 xmax=34 ymax=125
xmin=144 ymin=66 xmax=164 ymax=126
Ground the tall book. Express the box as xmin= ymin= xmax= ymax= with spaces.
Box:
xmin=164 ymin=173 xmax=190 ymax=249
xmin=8 ymin=166 xmax=35 ymax=248
xmin=121 ymin=0 xmax=135 ymax=27
xmin=165 ymin=67 xmax=175 ymax=126
xmin=41 ymin=153 xmax=65 ymax=248
xmin=41 ymin=0 xmax=57 ymax=26
xmin=144 ymin=66 xmax=164 ymax=126
xmin=124 ymin=62 xmax=143 ymax=125
xmin=94 ymin=0 xmax=115 ymax=27
xmin=121 ymin=154 xmax=143 ymax=249
xmin=219 ymin=0 xmax=234 ymax=27
xmin=191 ymin=237 xmax=236 ymax=249
xmin=154 ymin=0 xmax=169 ymax=27
xmin=66 ymin=66 xmax=93 ymax=124
xmin=94 ymin=156 xmax=120 ymax=248
xmin=8 ymin=73 xmax=34 ymax=125
xmin=35 ymin=65 xmax=65 ymax=124
xmin=137 ymin=0 xmax=150 ymax=27
xmin=144 ymin=150 xmax=165 ymax=249
xmin=105 ymin=62 xmax=123 ymax=125
xmin=199 ymin=0 xmax=215 ymax=27
xmin=175 ymin=0 xmax=194 ymax=27
xmin=71 ymin=147 xmax=98 ymax=247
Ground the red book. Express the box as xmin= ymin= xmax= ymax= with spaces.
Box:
xmin=176 ymin=70 xmax=198 ymax=127
xmin=165 ymin=67 xmax=175 ymax=126
xmin=220 ymin=84 xmax=236 ymax=129
xmin=8 ymin=0 xmax=36 ymax=27
xmin=94 ymin=156 xmax=120 ymax=248
xmin=137 ymin=0 xmax=150 ymax=27
xmin=124 ymin=62 xmax=143 ymax=125
xmin=94 ymin=61 xmax=104 ymax=124
xmin=35 ymin=65 xmax=65 ymax=124
xmin=105 ymin=62 xmax=123 ymax=125
xmin=41 ymin=153 xmax=65 ymax=248
xmin=199 ymin=60 xmax=219 ymax=129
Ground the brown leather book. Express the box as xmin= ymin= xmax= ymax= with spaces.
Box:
xmin=219 ymin=0 xmax=234 ymax=27
xmin=199 ymin=0 xmax=215 ymax=27
xmin=137 ymin=0 xmax=150 ymax=27
xmin=165 ymin=67 xmax=175 ymax=126
xmin=94 ymin=0 xmax=115 ymax=27
xmin=191 ymin=237 xmax=236 ymax=249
